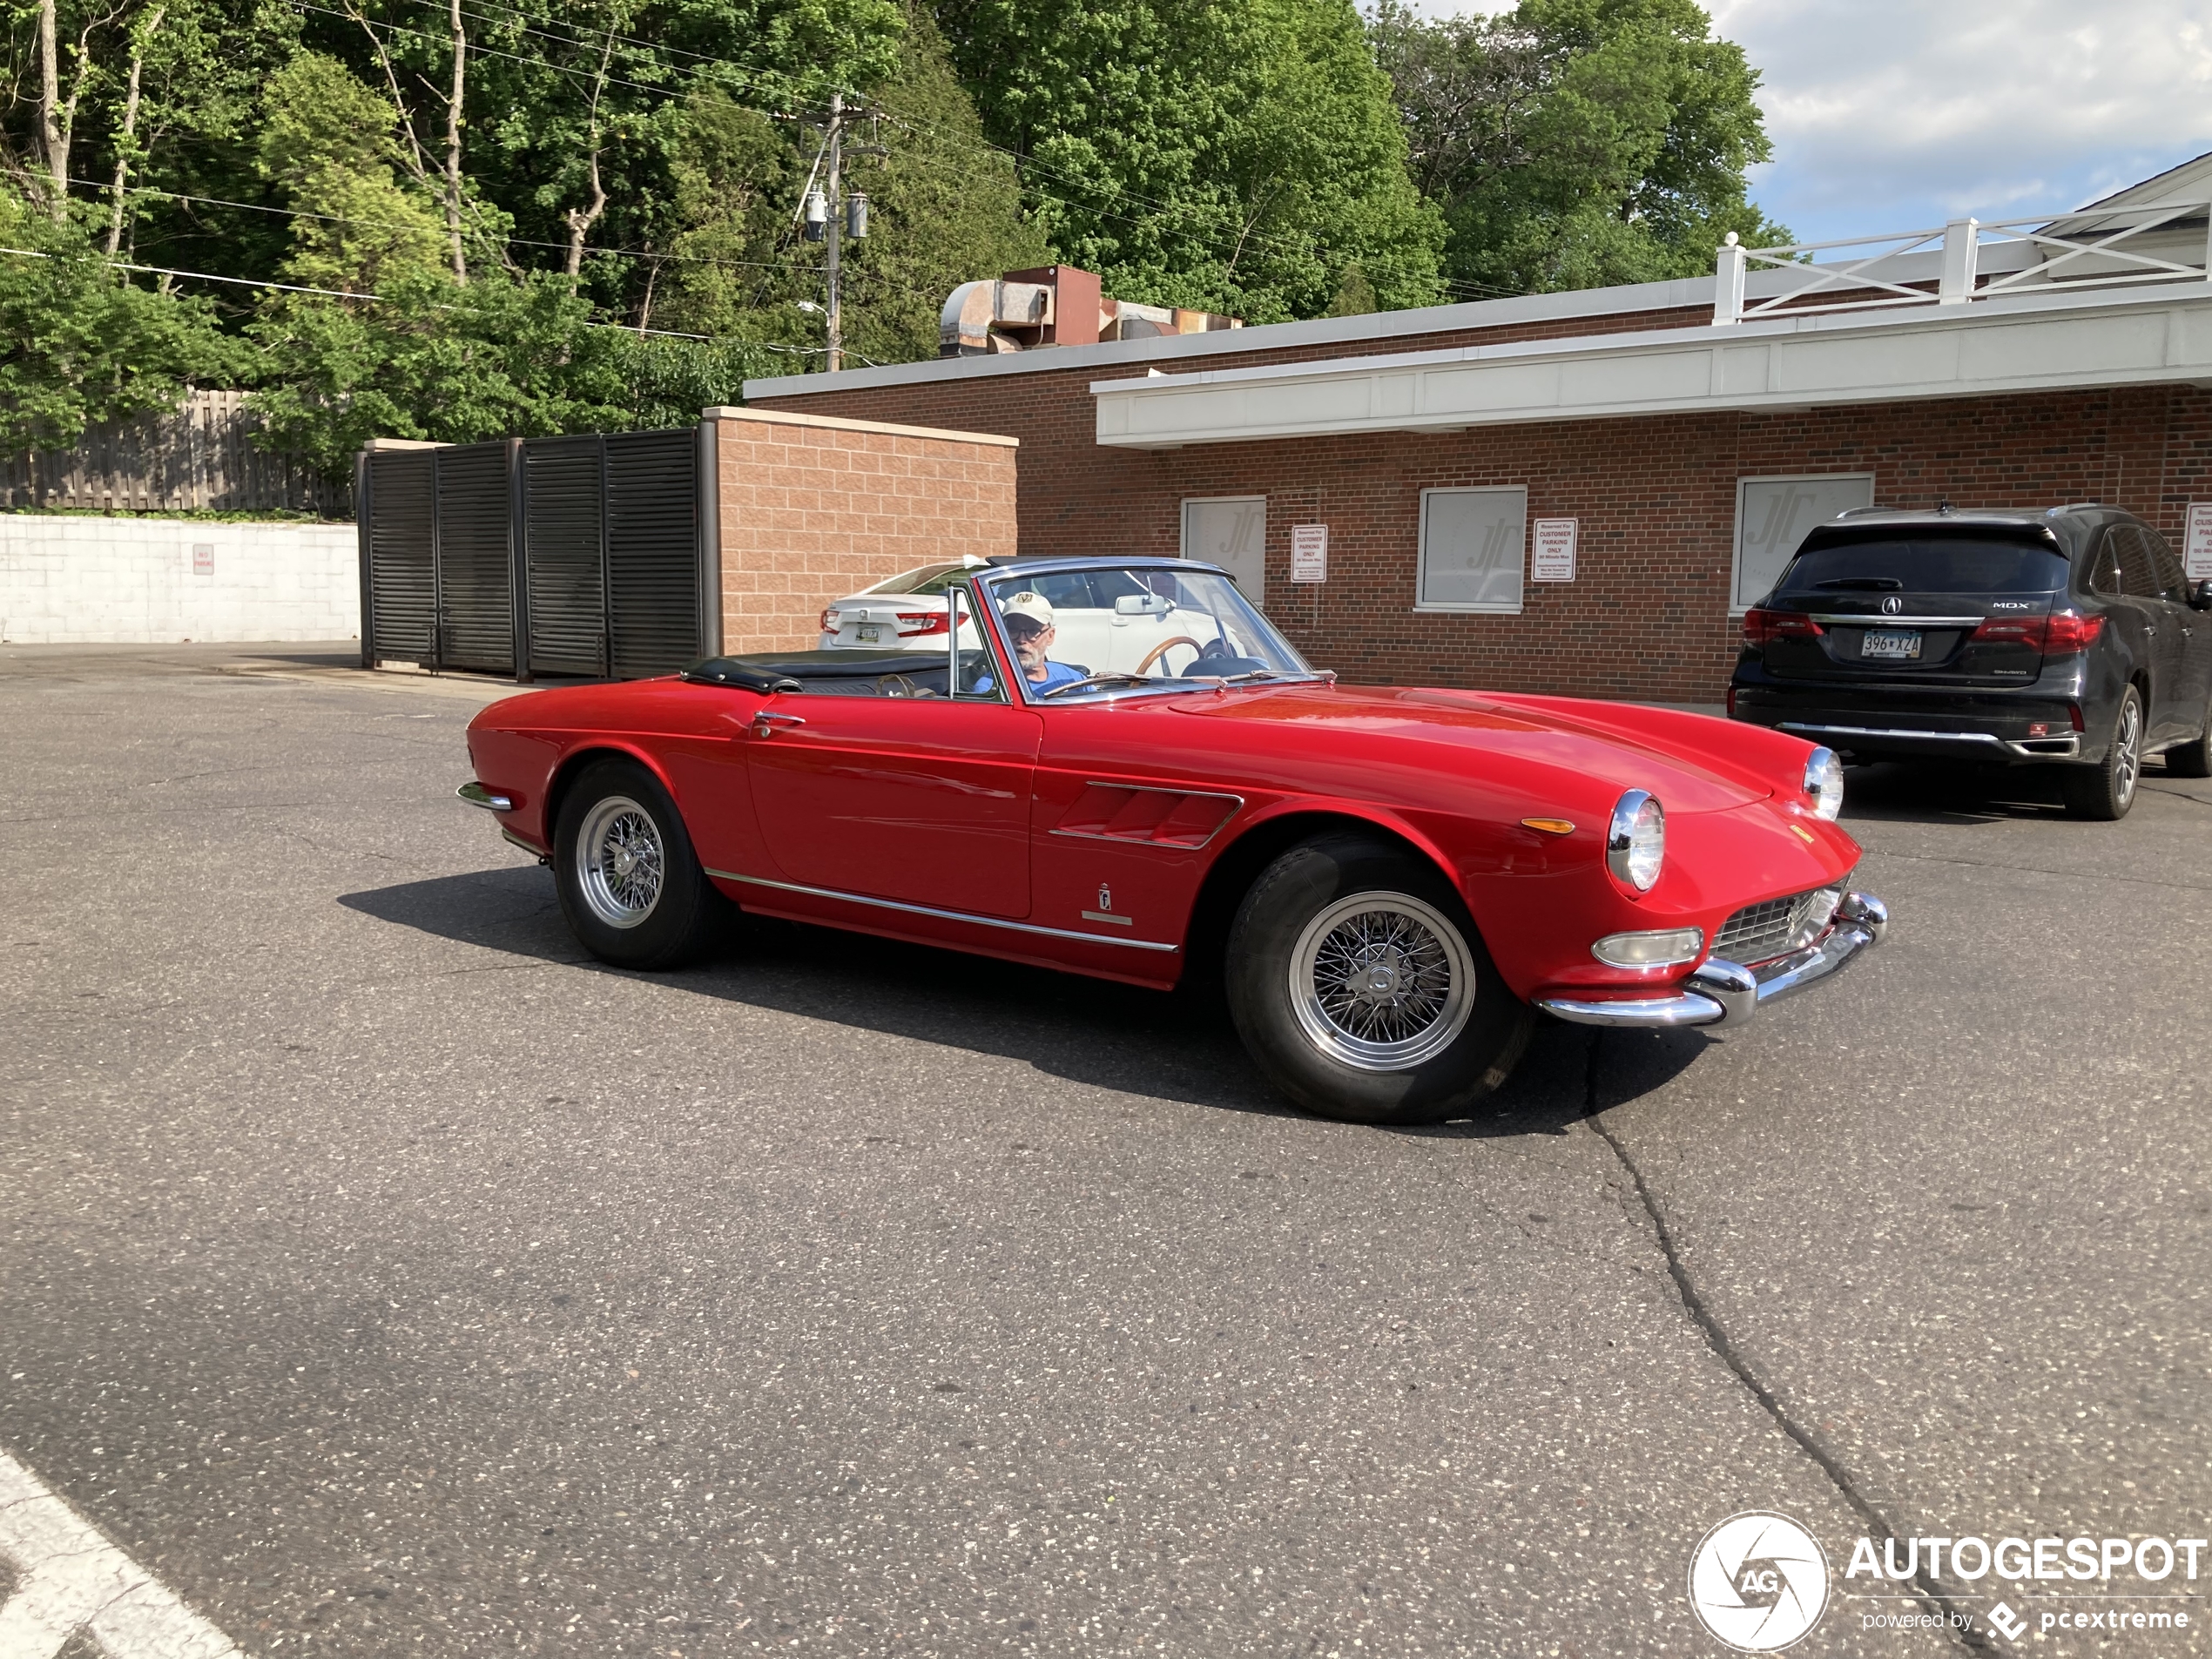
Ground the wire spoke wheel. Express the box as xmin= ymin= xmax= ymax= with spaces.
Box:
xmin=1288 ymin=891 xmax=1475 ymax=1071
xmin=576 ymin=795 xmax=665 ymax=929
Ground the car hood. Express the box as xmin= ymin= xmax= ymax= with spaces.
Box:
xmin=1170 ymin=684 xmax=1771 ymax=813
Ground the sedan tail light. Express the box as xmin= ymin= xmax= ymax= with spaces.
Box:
xmin=1969 ymin=610 xmax=2105 ymax=653
xmin=819 ymin=607 xmax=843 ymax=632
xmin=1742 ymin=608 xmax=1824 ymax=645
xmin=895 ymin=610 xmax=949 ymax=637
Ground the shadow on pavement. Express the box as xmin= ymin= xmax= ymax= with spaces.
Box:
xmin=1838 ymin=759 xmax=2075 ymax=825
xmin=340 ymin=863 xmax=1705 ymax=1136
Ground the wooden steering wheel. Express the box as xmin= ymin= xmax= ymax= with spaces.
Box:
xmin=1136 ymin=635 xmax=1204 ymax=675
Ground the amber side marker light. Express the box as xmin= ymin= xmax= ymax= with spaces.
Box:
xmin=1521 ymin=817 xmax=1576 ymax=835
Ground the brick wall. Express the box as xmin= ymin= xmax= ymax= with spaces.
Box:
xmin=0 ymin=514 xmax=360 ymax=644
xmin=713 ymin=408 xmax=1019 ymax=655
xmin=752 ymin=358 xmax=2212 ymax=703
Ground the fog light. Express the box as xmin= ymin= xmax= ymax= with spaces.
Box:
xmin=1591 ymin=927 xmax=1703 ymax=968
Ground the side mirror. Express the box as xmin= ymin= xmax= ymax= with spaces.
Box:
xmin=2191 ymin=579 xmax=2212 ymax=610
xmin=1115 ymin=592 xmax=1172 ymax=616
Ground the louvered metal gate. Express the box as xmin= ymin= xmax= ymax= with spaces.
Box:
xmin=357 ymin=427 xmax=714 ymax=680
xmin=523 ymin=435 xmax=606 ymax=678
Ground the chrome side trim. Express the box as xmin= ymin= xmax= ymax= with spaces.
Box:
xmin=1537 ymin=890 xmax=1885 ymax=1030
xmin=702 ymin=868 xmax=1180 ymax=954
xmin=1808 ymin=614 xmax=1985 ymax=627
xmin=458 ymin=781 xmax=514 ymax=812
xmin=1777 ymin=722 xmax=2079 ymax=759
xmin=501 ymin=827 xmax=549 ymax=863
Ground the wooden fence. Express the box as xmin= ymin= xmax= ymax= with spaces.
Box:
xmin=0 ymin=389 xmax=348 ymax=517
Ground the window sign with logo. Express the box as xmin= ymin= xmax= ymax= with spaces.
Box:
xmin=1417 ymin=487 xmax=1527 ymax=614
xmin=1290 ymin=523 xmax=1327 ymax=583
xmin=1731 ymin=475 xmax=1873 ymax=613
xmin=1181 ymin=496 xmax=1267 ymax=606
xmin=1531 ymin=518 xmax=1577 ymax=582
xmin=2186 ymin=502 xmax=2212 ymax=581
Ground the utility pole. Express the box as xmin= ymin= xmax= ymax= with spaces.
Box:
xmin=824 ymin=91 xmax=844 ymax=374
xmin=802 ymin=93 xmax=873 ymax=373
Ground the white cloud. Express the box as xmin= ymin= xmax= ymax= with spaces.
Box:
xmin=1400 ymin=0 xmax=2212 ymax=243
xmin=1715 ymin=0 xmax=2212 ymax=239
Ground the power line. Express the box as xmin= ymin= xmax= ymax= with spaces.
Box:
xmin=0 ymin=242 xmax=840 ymax=349
xmin=83 ymin=175 xmax=822 ymax=277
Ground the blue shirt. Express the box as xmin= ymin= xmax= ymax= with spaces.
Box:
xmin=974 ymin=660 xmax=1088 ymax=696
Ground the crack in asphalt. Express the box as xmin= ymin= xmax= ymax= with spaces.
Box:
xmin=1579 ymin=1031 xmax=1989 ymax=1653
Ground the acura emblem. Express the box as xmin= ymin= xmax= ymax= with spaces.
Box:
xmin=1881 ymin=596 xmax=1904 ymax=615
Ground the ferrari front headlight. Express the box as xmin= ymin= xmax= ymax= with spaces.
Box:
xmin=1607 ymin=790 xmax=1665 ymax=893
xmin=1804 ymin=746 xmax=1844 ymax=820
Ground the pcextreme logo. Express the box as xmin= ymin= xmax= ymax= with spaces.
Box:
xmin=1689 ymin=1512 xmax=1831 ymax=1652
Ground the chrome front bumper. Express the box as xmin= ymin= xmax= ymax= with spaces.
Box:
xmin=1536 ymin=891 xmax=1887 ymax=1030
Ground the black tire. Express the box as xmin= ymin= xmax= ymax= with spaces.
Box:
xmin=2164 ymin=691 xmax=2212 ymax=778
xmin=1224 ymin=833 xmax=1534 ymax=1126
xmin=2060 ymin=686 xmax=2144 ymax=820
xmin=552 ymin=758 xmax=731 ymax=968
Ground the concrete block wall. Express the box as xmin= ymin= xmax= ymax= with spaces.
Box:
xmin=0 ymin=515 xmax=361 ymax=644
xmin=710 ymin=407 xmax=1019 ymax=655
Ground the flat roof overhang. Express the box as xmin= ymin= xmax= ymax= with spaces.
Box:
xmin=1090 ymin=278 xmax=2212 ymax=449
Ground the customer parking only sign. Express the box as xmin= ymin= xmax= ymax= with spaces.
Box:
xmin=2187 ymin=502 xmax=2212 ymax=581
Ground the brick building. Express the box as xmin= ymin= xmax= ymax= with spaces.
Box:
xmin=745 ymin=157 xmax=2212 ymax=702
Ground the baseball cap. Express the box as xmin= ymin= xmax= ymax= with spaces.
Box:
xmin=1000 ymin=590 xmax=1054 ymax=631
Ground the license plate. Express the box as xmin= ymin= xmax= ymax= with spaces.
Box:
xmin=1862 ymin=629 xmax=1922 ymax=660
xmin=857 ymin=624 xmax=880 ymax=643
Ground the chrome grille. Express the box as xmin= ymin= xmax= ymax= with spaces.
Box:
xmin=1714 ymin=881 xmax=1845 ymax=966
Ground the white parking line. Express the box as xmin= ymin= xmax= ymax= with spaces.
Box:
xmin=0 ymin=1448 xmax=240 ymax=1659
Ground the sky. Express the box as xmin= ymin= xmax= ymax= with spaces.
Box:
xmin=1413 ymin=0 xmax=2212 ymax=246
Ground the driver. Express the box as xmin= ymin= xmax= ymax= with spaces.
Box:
xmin=985 ymin=591 xmax=1088 ymax=693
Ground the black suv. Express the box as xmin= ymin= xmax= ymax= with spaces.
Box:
xmin=1729 ymin=504 xmax=2212 ymax=819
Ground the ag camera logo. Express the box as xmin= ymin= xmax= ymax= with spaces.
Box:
xmin=1689 ymin=1511 xmax=1831 ymax=1651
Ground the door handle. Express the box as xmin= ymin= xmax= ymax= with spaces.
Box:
xmin=751 ymin=712 xmax=806 ymax=738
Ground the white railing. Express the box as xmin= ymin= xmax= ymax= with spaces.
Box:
xmin=1712 ymin=199 xmax=2212 ymax=326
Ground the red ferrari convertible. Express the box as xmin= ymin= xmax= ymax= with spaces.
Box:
xmin=461 ymin=556 xmax=1885 ymax=1124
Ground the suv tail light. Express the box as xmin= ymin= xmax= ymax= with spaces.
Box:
xmin=1742 ymin=608 xmax=1824 ymax=645
xmin=895 ymin=610 xmax=948 ymax=637
xmin=1969 ymin=610 xmax=2105 ymax=654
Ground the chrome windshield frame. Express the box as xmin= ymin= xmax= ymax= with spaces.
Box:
xmin=976 ymin=563 xmax=1318 ymax=707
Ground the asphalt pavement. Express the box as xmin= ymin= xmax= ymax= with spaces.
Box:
xmin=1 ymin=642 xmax=2205 ymax=1657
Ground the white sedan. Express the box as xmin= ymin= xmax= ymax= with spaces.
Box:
xmin=819 ymin=562 xmax=1228 ymax=676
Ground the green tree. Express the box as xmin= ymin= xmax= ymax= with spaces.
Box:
xmin=934 ymin=0 xmax=1444 ymax=322
xmin=246 ymin=269 xmax=779 ymax=474
xmin=836 ymin=7 xmax=1049 ymax=362
xmin=0 ymin=182 xmax=250 ymax=452
xmin=256 ymin=51 xmax=447 ymax=296
xmin=1369 ymin=0 xmax=1788 ymax=298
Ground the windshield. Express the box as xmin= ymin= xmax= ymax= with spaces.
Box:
xmin=867 ymin=560 xmax=983 ymax=597
xmin=976 ymin=564 xmax=1314 ymax=699
xmin=1779 ymin=536 xmax=2069 ymax=596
